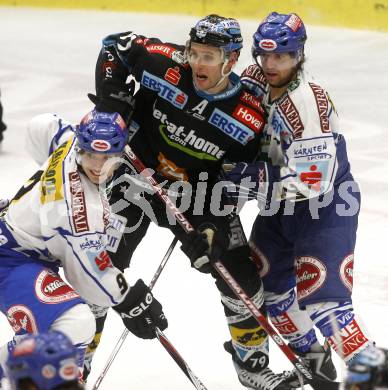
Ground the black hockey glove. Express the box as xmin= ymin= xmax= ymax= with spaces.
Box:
xmin=180 ymin=223 xmax=228 ymax=273
xmin=88 ymin=79 xmax=136 ymax=125
xmin=113 ymin=279 xmax=168 ymax=339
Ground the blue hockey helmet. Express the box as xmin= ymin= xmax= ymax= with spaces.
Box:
xmin=252 ymin=12 xmax=307 ymax=56
xmin=76 ymin=109 xmax=129 ymax=154
xmin=189 ymin=14 xmax=243 ymax=53
xmin=6 ymin=331 xmax=79 ymax=390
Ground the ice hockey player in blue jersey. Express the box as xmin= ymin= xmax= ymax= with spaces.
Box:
xmin=5 ymin=331 xmax=83 ymax=390
xmin=224 ymin=11 xmax=387 ymax=389
xmin=0 ymin=109 xmax=168 ymax=380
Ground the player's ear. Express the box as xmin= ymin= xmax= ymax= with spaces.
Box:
xmin=226 ymin=51 xmax=239 ymax=72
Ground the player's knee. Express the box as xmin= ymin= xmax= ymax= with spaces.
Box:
xmin=50 ymin=303 xmax=96 ymax=347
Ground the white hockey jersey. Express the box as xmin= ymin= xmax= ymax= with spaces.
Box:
xmin=3 ymin=136 xmax=128 ymax=307
xmin=241 ymin=64 xmax=347 ymax=201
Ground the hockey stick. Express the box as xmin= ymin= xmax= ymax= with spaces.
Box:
xmin=123 ymin=144 xmax=341 ymax=390
xmin=92 ymin=237 xmax=178 ymax=390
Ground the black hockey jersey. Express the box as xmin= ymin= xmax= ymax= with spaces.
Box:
xmin=95 ymin=32 xmax=265 ymax=185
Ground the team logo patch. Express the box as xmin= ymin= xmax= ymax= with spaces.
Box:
xmin=164 ymin=67 xmax=181 ymax=86
xmin=296 ymin=256 xmax=327 ymax=300
xmin=340 ymin=254 xmax=354 ymax=291
xmin=249 ymin=241 xmax=270 ymax=278
xmin=91 ymin=139 xmax=111 ymax=152
xmin=6 ymin=305 xmax=38 ymax=334
xmin=35 ymin=269 xmax=80 ymax=304
xmin=259 ymin=39 xmax=277 ymax=51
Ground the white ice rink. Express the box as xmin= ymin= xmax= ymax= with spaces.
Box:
xmin=1 ymin=7 xmax=388 ymax=389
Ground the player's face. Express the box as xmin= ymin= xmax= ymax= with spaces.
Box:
xmin=188 ymin=43 xmax=236 ymax=93
xmin=259 ymin=52 xmax=299 ymax=88
xmin=81 ymin=151 xmax=122 ymax=184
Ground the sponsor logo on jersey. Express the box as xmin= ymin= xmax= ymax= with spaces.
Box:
xmin=6 ymin=305 xmax=38 ymax=334
xmin=141 ymin=70 xmax=188 ymax=109
xmin=296 ymin=161 xmax=329 ymax=193
xmin=292 ymin=137 xmax=332 ymax=161
xmin=285 ymin=14 xmax=303 ymax=32
xmin=233 ymin=104 xmax=264 ymax=134
xmin=340 ymin=253 xmax=354 ymax=291
xmin=249 ymin=241 xmax=270 ymax=278
xmin=69 ymin=172 xmax=89 ymax=233
xmin=164 ymin=67 xmax=181 ymax=86
xmin=327 ymin=318 xmax=368 ymax=359
xmin=154 ymin=108 xmax=226 ymax=161
xmin=271 ymin=313 xmax=298 ymax=335
xmin=208 ymin=108 xmax=255 ymax=145
xmin=35 ymin=269 xmax=80 ymax=304
xmin=146 ymin=44 xmax=177 ymax=59
xmin=106 ymin=213 xmax=127 ymax=253
xmin=296 ymin=256 xmax=327 ymax=300
xmin=241 ymin=65 xmax=267 ymax=85
xmin=309 ymin=82 xmax=331 ymax=133
xmin=259 ymin=39 xmax=277 ymax=51
xmin=278 ymin=96 xmax=304 ymax=138
xmin=157 ymin=152 xmax=188 ymax=181
xmin=240 ymin=91 xmax=264 ymax=111
xmin=95 ymin=250 xmax=113 ymax=271
xmin=79 ymin=237 xmax=104 ymax=251
xmin=230 ymin=325 xmax=267 ymax=347
xmin=40 ymin=139 xmax=72 ymax=204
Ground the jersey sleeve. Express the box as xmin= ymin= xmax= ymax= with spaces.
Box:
xmin=272 ymin=82 xmax=339 ymax=201
xmin=44 ymin=232 xmax=128 ymax=307
xmin=94 ymin=31 xmax=185 ymax=117
xmin=240 ymin=64 xmax=267 ymax=99
xmin=26 ymin=113 xmax=75 ymax=166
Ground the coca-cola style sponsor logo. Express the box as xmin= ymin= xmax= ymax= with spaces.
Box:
xmin=249 ymin=241 xmax=270 ymax=277
xmin=259 ymin=39 xmax=277 ymax=51
xmin=35 ymin=269 xmax=79 ymax=304
xmin=340 ymin=254 xmax=354 ymax=291
xmin=69 ymin=172 xmax=89 ymax=233
xmin=296 ymin=256 xmax=327 ymax=300
xmin=91 ymin=139 xmax=111 ymax=152
xmin=6 ymin=305 xmax=38 ymax=334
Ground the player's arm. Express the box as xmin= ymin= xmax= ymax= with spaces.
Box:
xmin=240 ymin=64 xmax=267 ymax=99
xmin=92 ymin=31 xmax=180 ymax=119
xmin=25 ymin=113 xmax=75 ymax=165
xmin=47 ymin=232 xmax=167 ymax=339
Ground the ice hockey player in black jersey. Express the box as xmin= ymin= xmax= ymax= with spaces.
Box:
xmin=83 ymin=13 xmax=289 ymax=390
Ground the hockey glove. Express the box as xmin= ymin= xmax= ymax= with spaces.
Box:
xmin=113 ymin=279 xmax=168 ymax=339
xmin=180 ymin=223 xmax=228 ymax=273
xmin=223 ymin=161 xmax=279 ymax=211
xmin=88 ymin=79 xmax=136 ymax=125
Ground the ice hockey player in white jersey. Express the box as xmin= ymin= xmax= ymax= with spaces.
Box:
xmin=0 ymin=109 xmax=168 ymax=380
xmin=224 ymin=12 xmax=387 ymax=389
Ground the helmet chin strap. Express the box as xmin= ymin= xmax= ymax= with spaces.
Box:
xmin=212 ymin=51 xmax=235 ymax=90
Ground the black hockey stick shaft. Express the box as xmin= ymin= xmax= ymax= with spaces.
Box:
xmin=155 ymin=327 xmax=208 ymax=390
xmin=124 ymin=144 xmax=338 ymax=388
xmin=92 ymin=237 xmax=178 ymax=390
